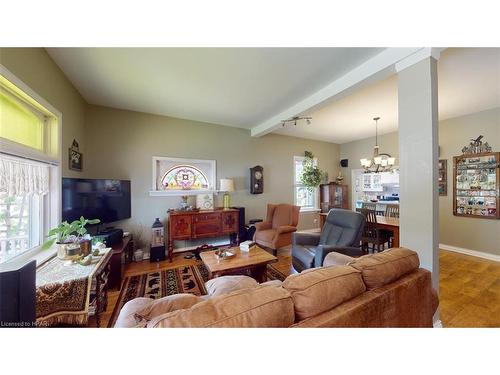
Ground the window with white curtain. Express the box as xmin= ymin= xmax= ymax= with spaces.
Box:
xmin=0 ymin=66 xmax=61 ymax=265
xmin=0 ymin=157 xmax=47 ymax=263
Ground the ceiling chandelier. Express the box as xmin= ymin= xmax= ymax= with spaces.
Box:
xmin=281 ymin=116 xmax=312 ymax=127
xmin=360 ymin=117 xmax=396 ymax=173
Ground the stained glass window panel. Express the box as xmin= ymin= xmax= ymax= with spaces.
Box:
xmin=161 ymin=165 xmax=209 ymax=190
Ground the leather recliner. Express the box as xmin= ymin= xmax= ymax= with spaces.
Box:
xmin=291 ymin=208 xmax=365 ymax=272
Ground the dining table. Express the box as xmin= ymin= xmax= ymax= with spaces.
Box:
xmin=319 ymin=212 xmax=400 ymax=248
xmin=374 ymin=215 xmax=400 ymax=247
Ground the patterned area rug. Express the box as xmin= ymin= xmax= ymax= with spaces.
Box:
xmin=108 ymin=262 xmax=287 ymax=327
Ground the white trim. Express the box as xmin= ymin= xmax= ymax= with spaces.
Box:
xmin=149 ymin=189 xmax=219 ymax=197
xmin=293 ymin=155 xmax=319 ymax=210
xmin=0 ymin=65 xmax=62 ymax=267
xmin=440 ymin=243 xmax=500 ymax=262
xmin=1 ymin=65 xmax=62 ymax=164
xmin=250 ymin=48 xmax=428 ymax=137
xmin=351 ymin=168 xmax=364 ymax=210
xmin=1 ymin=64 xmax=61 ymax=119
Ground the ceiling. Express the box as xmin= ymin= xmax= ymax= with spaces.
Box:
xmin=274 ymin=48 xmax=500 ymax=143
xmin=47 ymin=47 xmax=499 ymax=144
xmin=46 ymin=47 xmax=383 ymax=128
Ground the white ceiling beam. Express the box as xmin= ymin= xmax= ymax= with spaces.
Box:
xmin=250 ymin=47 xmax=432 ymax=138
xmin=395 ymin=47 xmax=445 ymax=72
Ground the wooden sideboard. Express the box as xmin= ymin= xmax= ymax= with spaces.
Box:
xmin=167 ymin=208 xmax=239 ymax=262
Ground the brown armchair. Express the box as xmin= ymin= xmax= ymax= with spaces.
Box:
xmin=253 ymin=204 xmax=300 ymax=255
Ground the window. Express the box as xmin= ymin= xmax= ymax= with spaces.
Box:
xmin=151 ymin=156 xmax=216 ymax=196
xmin=0 ymin=66 xmax=61 ymax=265
xmin=161 ymin=165 xmax=210 ymax=190
xmin=294 ymin=156 xmax=318 ymax=211
xmin=0 ymin=88 xmax=44 ymax=150
xmin=0 ymin=188 xmax=41 ymax=264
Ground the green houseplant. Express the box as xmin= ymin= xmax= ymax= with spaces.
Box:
xmin=300 ymin=151 xmax=326 ymax=191
xmin=43 ymin=217 xmax=100 ymax=260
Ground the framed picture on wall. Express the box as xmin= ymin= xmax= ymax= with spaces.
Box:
xmin=438 ymin=159 xmax=447 ymax=196
xmin=69 ymin=139 xmax=83 ymax=171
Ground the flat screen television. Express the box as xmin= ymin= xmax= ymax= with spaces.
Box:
xmin=62 ymin=178 xmax=131 ymax=224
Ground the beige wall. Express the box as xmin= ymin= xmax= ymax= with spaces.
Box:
xmin=340 ymin=107 xmax=500 ymax=255
xmin=84 ymin=105 xmax=340 ymax=240
xmin=0 ymin=48 xmax=87 ymax=178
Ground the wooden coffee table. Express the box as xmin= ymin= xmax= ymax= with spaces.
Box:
xmin=199 ymin=246 xmax=278 ymax=283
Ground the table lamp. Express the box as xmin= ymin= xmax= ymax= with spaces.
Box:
xmin=220 ymin=178 xmax=235 ymax=209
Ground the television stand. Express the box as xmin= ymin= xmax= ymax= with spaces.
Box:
xmin=97 ymin=228 xmax=123 ymax=247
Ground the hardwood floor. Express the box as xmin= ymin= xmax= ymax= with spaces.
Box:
xmin=89 ymin=248 xmax=500 ymax=328
xmin=439 ymin=250 xmax=500 ymax=327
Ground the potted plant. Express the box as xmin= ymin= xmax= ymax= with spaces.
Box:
xmin=74 ymin=216 xmax=100 ymax=256
xmin=300 ymin=151 xmax=326 ymax=191
xmin=43 ymin=217 xmax=100 ymax=260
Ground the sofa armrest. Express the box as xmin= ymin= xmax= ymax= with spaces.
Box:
xmin=255 ymin=221 xmax=272 ymax=231
xmin=292 ymin=231 xmax=321 ymax=247
xmin=277 ymin=225 xmax=297 ymax=234
xmin=314 ymin=245 xmax=365 ymax=268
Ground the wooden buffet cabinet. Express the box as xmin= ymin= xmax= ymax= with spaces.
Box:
xmin=167 ymin=208 xmax=239 ymax=262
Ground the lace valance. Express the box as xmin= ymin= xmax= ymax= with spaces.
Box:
xmin=0 ymin=154 xmax=50 ymax=196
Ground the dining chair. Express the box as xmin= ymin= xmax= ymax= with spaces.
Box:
xmin=383 ymin=205 xmax=399 ymax=247
xmin=361 ymin=202 xmax=377 ymax=211
xmin=359 ymin=208 xmax=391 ymax=253
xmin=385 ymin=205 xmax=399 ymax=218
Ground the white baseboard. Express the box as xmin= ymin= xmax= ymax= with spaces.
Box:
xmin=440 ymin=243 xmax=500 ymax=262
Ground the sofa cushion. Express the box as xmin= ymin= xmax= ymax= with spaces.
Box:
xmin=261 ymin=279 xmax=282 ymax=287
xmin=146 ymin=283 xmax=294 ymax=328
xmin=205 ymin=275 xmax=258 ymax=296
xmin=348 ymin=247 xmax=420 ymax=290
xmin=282 ymin=265 xmax=366 ymax=321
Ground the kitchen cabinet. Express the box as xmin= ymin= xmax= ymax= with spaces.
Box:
xmin=362 ymin=173 xmax=383 ymax=192
xmin=380 ymin=171 xmax=399 ymax=185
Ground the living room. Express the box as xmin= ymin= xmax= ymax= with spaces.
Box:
xmin=1 ymin=2 xmax=498 ymax=374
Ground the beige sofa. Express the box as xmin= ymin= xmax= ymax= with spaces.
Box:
xmin=115 ymin=248 xmax=439 ymax=328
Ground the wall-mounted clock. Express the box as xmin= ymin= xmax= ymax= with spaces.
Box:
xmin=250 ymin=165 xmax=263 ymax=194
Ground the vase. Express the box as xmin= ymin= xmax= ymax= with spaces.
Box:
xmin=79 ymin=240 xmax=91 ymax=256
xmin=57 ymin=242 xmax=82 ymax=260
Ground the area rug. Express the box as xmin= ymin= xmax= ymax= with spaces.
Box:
xmin=107 ymin=263 xmax=287 ymax=327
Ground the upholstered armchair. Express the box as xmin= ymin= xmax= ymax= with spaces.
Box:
xmin=253 ymin=204 xmax=300 ymax=256
xmin=291 ymin=208 xmax=365 ymax=272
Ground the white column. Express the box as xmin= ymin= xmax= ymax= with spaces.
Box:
xmin=397 ymin=56 xmax=439 ymax=290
